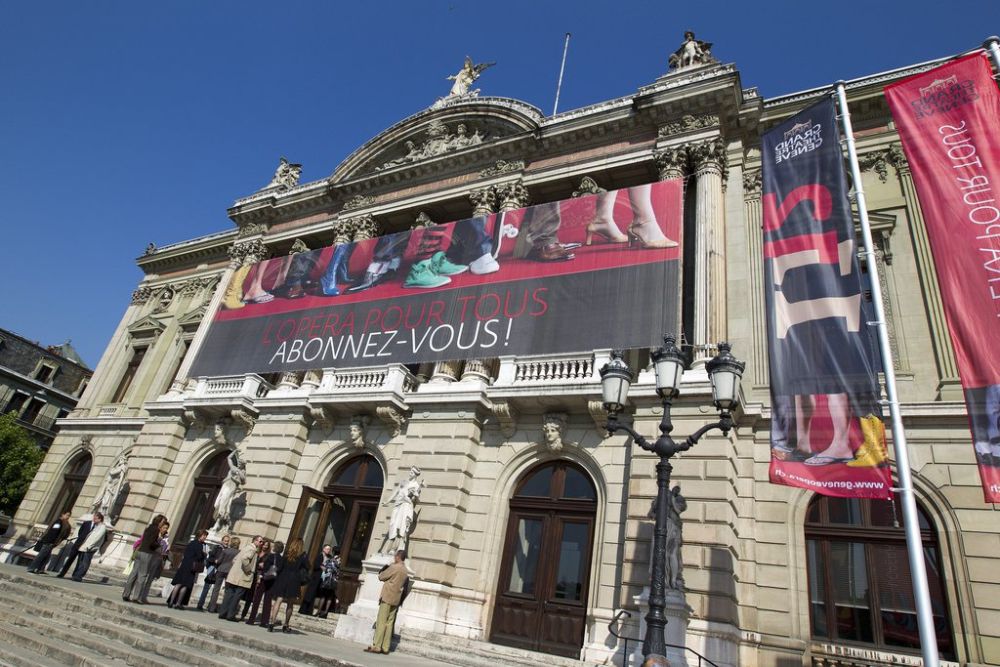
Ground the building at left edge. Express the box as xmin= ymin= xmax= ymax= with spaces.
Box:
xmin=4 ymin=34 xmax=1000 ymax=667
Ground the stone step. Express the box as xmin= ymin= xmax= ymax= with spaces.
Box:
xmin=0 ymin=627 xmax=80 ymax=667
xmin=2 ymin=566 xmax=598 ymax=667
xmin=0 ymin=617 xmax=145 ymax=667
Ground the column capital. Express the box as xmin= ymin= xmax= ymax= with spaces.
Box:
xmin=227 ymin=238 xmax=269 ymax=268
xmin=495 ymin=180 xmax=530 ymax=212
xmin=332 ymin=217 xmax=356 ymax=245
xmin=690 ymin=139 xmax=728 ymax=178
xmin=742 ymin=168 xmax=762 ymax=200
xmin=349 ymin=214 xmax=380 ymax=241
xmin=654 ymin=146 xmax=689 ymax=181
xmin=469 ymin=186 xmax=497 ymax=217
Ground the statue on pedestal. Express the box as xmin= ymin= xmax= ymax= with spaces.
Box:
xmin=261 ymin=156 xmax=302 ymax=191
xmin=92 ymin=451 xmax=129 ymax=522
xmin=210 ymin=448 xmax=247 ymax=534
xmin=381 ymin=467 xmax=424 ymax=555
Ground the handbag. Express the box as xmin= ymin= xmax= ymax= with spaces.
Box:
xmin=205 ymin=566 xmax=217 ymax=584
xmin=262 ymin=562 xmax=278 ymax=582
xmin=193 ymin=559 xmax=205 ymax=574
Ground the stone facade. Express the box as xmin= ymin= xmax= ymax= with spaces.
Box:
xmin=0 ymin=328 xmax=91 ymax=449
xmin=4 ymin=43 xmax=1000 ymax=667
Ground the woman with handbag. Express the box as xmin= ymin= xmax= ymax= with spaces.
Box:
xmin=167 ymin=529 xmax=208 ymax=609
xmin=247 ymin=540 xmax=282 ymax=626
xmin=314 ymin=546 xmax=340 ymax=618
xmin=123 ymin=514 xmax=166 ymax=603
xmin=267 ymin=537 xmax=309 ymax=633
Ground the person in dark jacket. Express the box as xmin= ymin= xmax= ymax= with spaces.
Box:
xmin=267 ymin=537 xmax=310 ymax=633
xmin=246 ymin=540 xmax=282 ymax=625
xmin=298 ymin=546 xmax=326 ymax=615
xmin=56 ymin=514 xmax=97 ymax=578
xmin=123 ymin=514 xmax=166 ymax=603
xmin=167 ymin=529 xmax=208 ymax=609
xmin=196 ymin=534 xmax=230 ymax=611
xmin=313 ymin=545 xmax=340 ymax=618
xmin=27 ymin=511 xmax=72 ymax=573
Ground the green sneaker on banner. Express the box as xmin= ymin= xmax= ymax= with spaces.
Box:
xmin=429 ymin=251 xmax=468 ymax=276
xmin=404 ymin=260 xmax=452 ymax=289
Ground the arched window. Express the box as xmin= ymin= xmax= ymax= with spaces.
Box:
xmin=46 ymin=452 xmax=92 ymax=523
xmin=805 ymin=495 xmax=953 ymax=658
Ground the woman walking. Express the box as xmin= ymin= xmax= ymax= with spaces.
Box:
xmin=167 ymin=529 xmax=208 ymax=609
xmin=267 ymin=537 xmax=309 ymax=633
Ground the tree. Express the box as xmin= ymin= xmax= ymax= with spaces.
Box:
xmin=0 ymin=411 xmax=45 ymax=516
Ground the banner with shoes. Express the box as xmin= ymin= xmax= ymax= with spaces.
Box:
xmin=762 ymin=98 xmax=893 ymax=499
xmin=885 ymin=53 xmax=1000 ymax=502
xmin=189 ymin=181 xmax=683 ymax=376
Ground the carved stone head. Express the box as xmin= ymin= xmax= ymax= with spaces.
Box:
xmin=541 ymin=413 xmax=568 ymax=451
xmin=349 ymin=416 xmax=370 ymax=449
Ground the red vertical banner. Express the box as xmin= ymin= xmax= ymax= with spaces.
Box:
xmin=886 ymin=53 xmax=1000 ymax=502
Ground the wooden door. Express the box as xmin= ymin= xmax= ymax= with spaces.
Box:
xmin=491 ymin=462 xmax=597 ymax=658
xmin=170 ymin=450 xmax=230 ymax=571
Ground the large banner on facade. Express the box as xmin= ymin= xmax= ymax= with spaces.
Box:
xmin=885 ymin=53 xmax=1000 ymax=502
xmin=762 ymin=98 xmax=892 ymax=499
xmin=189 ymin=181 xmax=683 ymax=377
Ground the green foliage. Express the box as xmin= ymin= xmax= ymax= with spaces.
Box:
xmin=0 ymin=411 xmax=45 ymax=515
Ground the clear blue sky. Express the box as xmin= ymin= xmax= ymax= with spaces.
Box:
xmin=2 ymin=1 xmax=997 ymax=368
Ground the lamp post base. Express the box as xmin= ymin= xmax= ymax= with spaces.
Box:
xmin=632 ymin=588 xmax=691 ymax=667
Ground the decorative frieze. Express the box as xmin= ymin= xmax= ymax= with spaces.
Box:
xmin=377 ymin=120 xmax=486 ymax=171
xmin=342 ymin=194 xmax=376 ymax=212
xmin=236 ymin=222 xmax=268 ymax=239
xmin=480 ymin=159 xmax=525 ymax=178
xmin=857 ymin=144 xmax=907 ymax=183
xmin=131 ymin=285 xmax=152 ymax=305
xmin=658 ymin=114 xmax=720 ymax=138
xmin=179 ymin=276 xmax=220 ymax=296
xmin=572 ymin=176 xmax=606 ymax=198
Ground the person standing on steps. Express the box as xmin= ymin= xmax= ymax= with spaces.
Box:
xmin=56 ymin=512 xmax=96 ymax=578
xmin=26 ymin=511 xmax=71 ymax=574
xmin=167 ymin=528 xmax=207 ymax=609
xmin=365 ymin=549 xmax=410 ymax=655
xmin=196 ymin=534 xmax=231 ymax=611
xmin=267 ymin=537 xmax=310 ymax=634
xmin=69 ymin=512 xmax=107 ymax=582
xmin=123 ymin=514 xmax=166 ymax=603
xmin=247 ymin=540 xmax=282 ymax=625
xmin=219 ymin=535 xmax=262 ymax=621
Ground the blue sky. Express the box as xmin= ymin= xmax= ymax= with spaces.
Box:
xmin=2 ymin=1 xmax=998 ymax=368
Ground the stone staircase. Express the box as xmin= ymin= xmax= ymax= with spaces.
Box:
xmin=0 ymin=566 xmax=606 ymax=667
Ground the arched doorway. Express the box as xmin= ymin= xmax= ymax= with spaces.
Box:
xmin=491 ymin=460 xmax=597 ymax=658
xmin=289 ymin=454 xmax=384 ymax=610
xmin=171 ymin=450 xmax=231 ymax=569
xmin=46 ymin=452 xmax=92 ymax=523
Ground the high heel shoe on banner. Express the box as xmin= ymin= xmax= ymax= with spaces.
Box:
xmin=584 ymin=219 xmax=628 ymax=245
xmin=627 ymin=219 xmax=678 ymax=249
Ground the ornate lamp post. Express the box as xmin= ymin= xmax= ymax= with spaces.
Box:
xmin=600 ymin=336 xmax=745 ymax=666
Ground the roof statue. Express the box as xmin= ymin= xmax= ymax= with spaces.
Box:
xmin=260 ymin=156 xmax=302 ymax=192
xmin=668 ymin=31 xmax=717 ymax=71
xmin=432 ymin=56 xmax=495 ymax=109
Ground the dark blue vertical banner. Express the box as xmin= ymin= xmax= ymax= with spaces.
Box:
xmin=762 ymin=98 xmax=892 ymax=499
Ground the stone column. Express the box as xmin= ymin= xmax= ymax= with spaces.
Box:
xmin=742 ymin=168 xmax=769 ymax=387
xmin=459 ymin=183 xmax=524 ymax=384
xmin=692 ymin=139 xmax=728 ymax=362
xmin=170 ymin=237 xmax=268 ymax=393
xmin=890 ymin=146 xmax=961 ymax=398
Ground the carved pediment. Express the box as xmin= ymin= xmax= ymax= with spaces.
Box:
xmin=127 ymin=315 xmax=167 ymax=343
xmin=331 ymin=98 xmax=543 ymax=183
xmin=177 ymin=306 xmax=207 ymax=335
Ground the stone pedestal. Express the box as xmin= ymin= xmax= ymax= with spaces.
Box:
xmin=95 ymin=530 xmax=136 ymax=572
xmin=333 ymin=553 xmax=394 ymax=645
xmin=630 ymin=588 xmax=691 ymax=667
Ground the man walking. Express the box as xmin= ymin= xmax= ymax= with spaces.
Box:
xmin=365 ymin=549 xmax=409 ymax=655
xmin=69 ymin=512 xmax=107 ymax=581
xmin=26 ymin=511 xmax=72 ymax=574
xmin=218 ymin=535 xmax=262 ymax=620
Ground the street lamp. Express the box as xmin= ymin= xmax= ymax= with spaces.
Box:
xmin=600 ymin=336 xmax=745 ymax=666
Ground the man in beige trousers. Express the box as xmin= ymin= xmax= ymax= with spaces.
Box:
xmin=366 ymin=550 xmax=409 ymax=654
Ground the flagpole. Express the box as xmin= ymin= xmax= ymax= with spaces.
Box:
xmin=834 ymin=81 xmax=940 ymax=667
xmin=552 ymin=32 xmax=571 ymax=116
xmin=985 ymin=36 xmax=1000 ymax=73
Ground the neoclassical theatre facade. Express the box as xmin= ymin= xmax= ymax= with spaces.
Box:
xmin=8 ymin=39 xmax=1000 ymax=667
